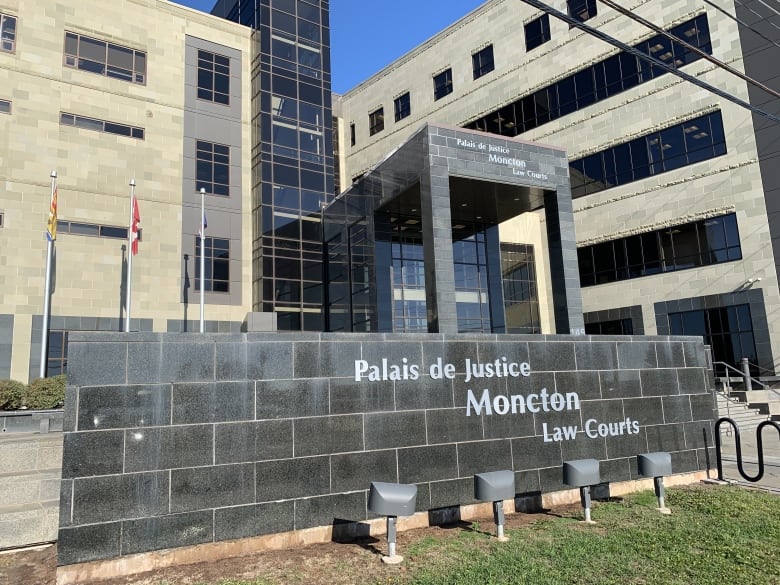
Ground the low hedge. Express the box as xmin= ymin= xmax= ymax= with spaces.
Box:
xmin=0 ymin=375 xmax=66 ymax=410
xmin=0 ymin=379 xmax=26 ymax=410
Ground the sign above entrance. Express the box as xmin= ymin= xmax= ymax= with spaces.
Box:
xmin=455 ymin=138 xmax=549 ymax=181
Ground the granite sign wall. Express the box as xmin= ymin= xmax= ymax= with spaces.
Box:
xmin=58 ymin=331 xmax=715 ymax=566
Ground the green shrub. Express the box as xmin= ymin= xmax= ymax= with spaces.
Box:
xmin=0 ymin=379 xmax=26 ymax=410
xmin=23 ymin=375 xmax=66 ymax=410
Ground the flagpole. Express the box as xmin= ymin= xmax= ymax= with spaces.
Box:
xmin=39 ymin=170 xmax=57 ymax=379
xmin=200 ymin=187 xmax=205 ymax=334
xmin=125 ymin=179 xmax=135 ymax=333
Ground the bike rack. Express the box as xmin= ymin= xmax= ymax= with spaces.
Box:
xmin=715 ymin=417 xmax=780 ymax=482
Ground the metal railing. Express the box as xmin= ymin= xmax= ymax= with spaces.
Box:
xmin=713 ymin=359 xmax=767 ymax=392
xmin=715 ymin=417 xmax=780 ymax=482
xmin=0 ymin=409 xmax=64 ymax=434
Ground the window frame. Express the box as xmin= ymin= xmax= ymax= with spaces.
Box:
xmin=197 ymin=49 xmax=231 ymax=105
xmin=60 ymin=111 xmax=144 ymax=139
xmin=568 ymin=0 xmax=597 ymax=24
xmin=578 ymin=212 xmax=741 ymax=287
xmin=196 ymin=140 xmax=231 ymax=197
xmin=525 ymin=14 xmax=551 ymax=52
xmin=46 ymin=330 xmax=69 ymax=377
xmin=394 ymin=92 xmax=411 ymax=122
xmin=368 ymin=107 xmax=384 ymax=136
xmin=0 ymin=99 xmax=10 ymax=114
xmin=0 ymin=12 xmax=17 ymax=53
xmin=472 ymin=45 xmax=495 ymax=79
xmin=63 ymin=31 xmax=146 ymax=85
xmin=433 ymin=68 xmax=453 ymax=101
xmin=195 ymin=236 xmax=231 ymax=293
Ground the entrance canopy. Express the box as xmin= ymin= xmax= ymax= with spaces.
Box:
xmin=323 ymin=123 xmax=583 ymax=335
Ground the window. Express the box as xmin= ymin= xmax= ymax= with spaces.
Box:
xmin=570 ymin=111 xmax=726 ymax=198
xmin=585 ymin=318 xmax=633 ymax=335
xmin=577 ymin=213 xmax=741 ymax=287
xmin=63 ymin=32 xmax=146 ymax=84
xmin=56 ymin=220 xmax=129 ymax=239
xmin=349 ymin=122 xmax=356 ymax=146
xmin=369 ymin=107 xmax=384 ymax=136
xmin=1 ymin=13 xmax=16 ymax=53
xmin=197 ymin=49 xmax=230 ymax=105
xmin=47 ymin=330 xmax=68 ymax=376
xmin=472 ymin=45 xmax=495 ymax=79
xmin=195 ymin=236 xmax=230 ymax=292
xmin=394 ymin=92 xmax=411 ymax=122
xmin=60 ymin=112 xmax=144 ymax=139
xmin=501 ymin=243 xmax=541 ymax=334
xmin=196 ymin=140 xmax=230 ymax=196
xmin=525 ymin=14 xmax=551 ymax=51
xmin=466 ymin=15 xmax=711 ymax=136
xmin=0 ymin=212 xmax=4 ymax=227
xmin=0 ymin=99 xmax=10 ymax=114
xmin=669 ymin=304 xmax=756 ymax=375
xmin=568 ymin=0 xmax=597 ymax=23
xmin=433 ymin=68 xmax=453 ymax=101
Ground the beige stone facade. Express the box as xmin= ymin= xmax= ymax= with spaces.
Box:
xmin=338 ymin=0 xmax=780 ymax=372
xmin=0 ymin=0 xmax=252 ymax=381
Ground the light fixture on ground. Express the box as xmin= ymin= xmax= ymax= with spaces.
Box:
xmin=637 ymin=452 xmax=672 ymax=514
xmin=562 ymin=458 xmax=601 ymax=524
xmin=474 ymin=470 xmax=515 ymax=541
xmin=368 ymin=481 xmax=417 ymax=564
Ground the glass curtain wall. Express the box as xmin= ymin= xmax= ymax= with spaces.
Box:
xmin=215 ymin=0 xmax=334 ymax=331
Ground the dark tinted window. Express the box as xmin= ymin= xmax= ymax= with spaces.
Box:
xmin=568 ymin=0 xmax=597 ymax=23
xmin=433 ymin=68 xmax=453 ymax=100
xmin=369 ymin=107 xmax=384 ymax=136
xmin=472 ymin=45 xmax=495 ymax=79
xmin=394 ymin=92 xmax=411 ymax=122
xmin=525 ymin=14 xmax=551 ymax=51
xmin=579 ymin=213 xmax=741 ymax=287
xmin=570 ymin=111 xmax=725 ymax=197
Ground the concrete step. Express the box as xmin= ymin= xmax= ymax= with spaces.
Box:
xmin=0 ymin=469 xmax=61 ymax=508
xmin=716 ymin=393 xmax=769 ymax=432
xmin=0 ymin=499 xmax=59 ymax=550
xmin=728 ymin=390 xmax=780 ymax=417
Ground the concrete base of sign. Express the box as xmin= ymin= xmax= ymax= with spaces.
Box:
xmin=497 ymin=535 xmax=509 ymax=542
xmin=381 ymin=554 xmax=404 ymax=565
xmin=657 ymin=507 xmax=672 ymax=515
xmin=55 ymin=470 xmax=708 ymax=585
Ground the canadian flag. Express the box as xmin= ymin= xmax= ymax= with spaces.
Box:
xmin=131 ymin=196 xmax=141 ymax=255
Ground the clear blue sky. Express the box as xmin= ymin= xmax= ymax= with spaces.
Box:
xmin=171 ymin=0 xmax=484 ymax=93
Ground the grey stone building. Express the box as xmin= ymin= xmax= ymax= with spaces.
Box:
xmin=337 ymin=0 xmax=780 ymax=376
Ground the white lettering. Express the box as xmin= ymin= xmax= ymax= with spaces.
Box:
xmin=493 ymin=394 xmax=510 ymax=415
xmin=354 ymin=360 xmax=369 ymax=381
xmin=466 ymin=389 xmax=493 ymax=416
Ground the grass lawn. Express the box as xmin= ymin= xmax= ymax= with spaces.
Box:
xmin=159 ymin=485 xmax=780 ymax=585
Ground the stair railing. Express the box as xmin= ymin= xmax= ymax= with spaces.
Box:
xmin=713 ymin=360 xmax=767 ymax=391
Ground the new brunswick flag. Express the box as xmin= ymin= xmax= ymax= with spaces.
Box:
xmin=46 ymin=187 xmax=58 ymax=241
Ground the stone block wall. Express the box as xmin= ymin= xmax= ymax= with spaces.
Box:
xmin=58 ymin=331 xmax=715 ymax=565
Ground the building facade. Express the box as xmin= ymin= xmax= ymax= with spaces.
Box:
xmin=3 ymin=0 xmax=779 ymax=382
xmin=0 ymin=0 xmax=253 ymax=381
xmin=212 ymin=0 xmax=335 ymax=331
xmin=337 ymin=0 xmax=780 ymax=375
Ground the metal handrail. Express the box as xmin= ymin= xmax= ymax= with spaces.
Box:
xmin=713 ymin=361 xmax=768 ymax=389
xmin=716 ymin=417 xmax=780 ymax=482
xmin=745 ymin=359 xmax=776 ymax=376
